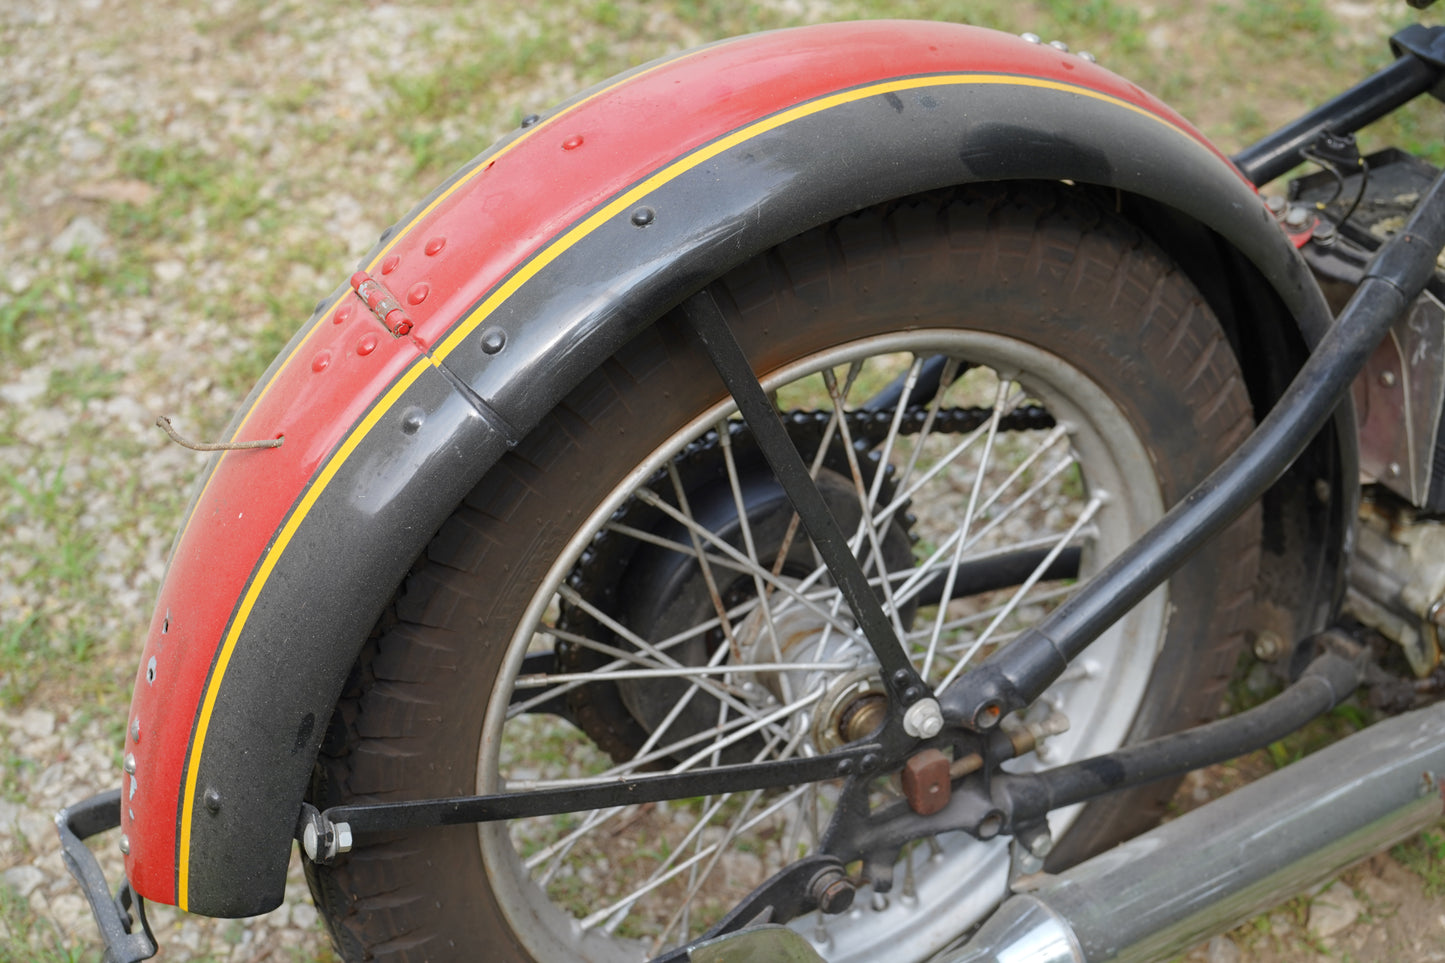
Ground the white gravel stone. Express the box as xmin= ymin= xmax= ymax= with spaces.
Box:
xmin=0 ymin=366 xmax=50 ymax=406
xmin=290 ymin=900 xmax=318 ymax=931
xmin=1308 ymin=885 xmax=1364 ymax=940
xmin=2 ymin=865 xmax=45 ymax=898
xmin=48 ymin=216 xmax=111 ymax=259
xmin=153 ymin=260 xmax=186 ymax=284
xmin=1205 ymin=935 xmax=1241 ymax=963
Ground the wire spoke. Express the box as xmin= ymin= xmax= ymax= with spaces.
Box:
xmin=630 ymin=487 xmax=861 ymax=638
xmin=718 ymin=420 xmax=788 ymax=671
xmin=939 ymin=493 xmax=1106 ymax=691
xmin=921 ymin=375 xmax=1016 ymax=678
xmin=499 ymin=338 xmax=1154 ymax=950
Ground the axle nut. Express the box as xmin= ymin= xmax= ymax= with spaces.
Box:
xmin=903 ymin=698 xmax=944 ymax=738
xmin=810 ymin=869 xmax=855 ymax=915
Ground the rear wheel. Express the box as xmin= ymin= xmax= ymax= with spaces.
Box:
xmin=306 ymin=184 xmax=1259 ymax=962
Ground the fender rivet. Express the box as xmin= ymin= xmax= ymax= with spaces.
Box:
xmin=407 ymin=282 xmax=430 ymax=305
xmin=562 ymin=134 xmax=584 ymax=151
xmin=480 ymin=328 xmax=507 ymax=354
xmin=381 ymin=254 xmax=401 ymax=275
xmin=204 ymin=787 xmax=222 ymax=813
xmin=123 ymin=753 xmax=136 ymax=775
xmin=521 ymin=113 xmax=541 ymax=128
xmin=631 ymin=207 xmax=655 ymax=227
xmin=357 ymin=333 xmax=379 ymax=356
xmin=146 ymin=656 xmax=157 ymax=684
xmin=119 ymin=834 xmax=130 ymax=855
xmin=311 ymin=351 xmax=331 ymax=373
xmin=130 ymin=718 xmax=140 ymax=742
xmin=424 ymin=236 xmax=447 ymax=257
xmin=401 ymin=407 xmax=426 ymax=435
xmin=333 ymin=303 xmax=353 ymax=325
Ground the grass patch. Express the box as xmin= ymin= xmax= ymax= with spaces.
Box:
xmin=0 ymin=882 xmax=98 ymax=963
xmin=1393 ymin=829 xmax=1445 ymax=896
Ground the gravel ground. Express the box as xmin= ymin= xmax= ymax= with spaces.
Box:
xmin=3 ymin=1 xmax=1443 ymax=961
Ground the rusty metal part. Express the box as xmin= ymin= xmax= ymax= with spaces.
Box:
xmin=901 ymin=749 xmax=952 ymax=816
xmin=808 ymin=867 xmax=856 ymax=916
xmin=155 ymin=416 xmax=283 ymax=452
xmin=811 ymin=668 xmax=889 ymax=753
xmin=838 ymin=693 xmax=888 ymax=744
xmin=950 ymin=752 xmax=984 ymax=779
xmin=349 ymin=271 xmax=414 ymax=337
xmin=1345 ymin=496 xmax=1445 ymax=675
xmin=1352 ymin=292 xmax=1445 ymax=507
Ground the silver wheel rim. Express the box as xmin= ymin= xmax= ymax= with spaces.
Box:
xmin=477 ymin=329 xmax=1168 ymax=962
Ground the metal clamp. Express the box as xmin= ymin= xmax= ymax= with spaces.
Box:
xmin=297 ymin=803 xmax=353 ymax=865
xmin=55 ymin=789 xmax=158 ymax=963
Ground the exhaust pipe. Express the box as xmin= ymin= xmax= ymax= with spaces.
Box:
xmin=939 ymin=700 xmax=1445 ymax=963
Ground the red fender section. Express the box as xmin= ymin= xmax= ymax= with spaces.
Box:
xmin=121 ymin=20 xmax=1334 ymax=916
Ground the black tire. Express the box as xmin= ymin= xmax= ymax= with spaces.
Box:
xmin=306 ymin=184 xmax=1259 ymax=963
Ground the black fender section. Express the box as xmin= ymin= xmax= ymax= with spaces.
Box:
xmin=183 ymin=363 xmax=509 ymax=914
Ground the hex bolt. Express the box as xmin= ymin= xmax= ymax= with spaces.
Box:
xmin=1012 ymin=843 xmax=1044 ymax=876
xmin=1429 ymin=598 xmax=1445 ymax=628
xmin=1022 ymin=825 xmax=1054 ymax=858
xmin=1253 ymin=630 xmax=1286 ymax=662
xmin=335 ymin=821 xmax=354 ymax=855
xmin=903 ymin=697 xmax=944 ymax=738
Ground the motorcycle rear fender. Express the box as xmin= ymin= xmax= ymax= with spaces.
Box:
xmin=121 ymin=20 xmax=1347 ymax=917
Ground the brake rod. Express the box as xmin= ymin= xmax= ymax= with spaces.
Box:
xmin=304 ymin=739 xmax=884 ymax=858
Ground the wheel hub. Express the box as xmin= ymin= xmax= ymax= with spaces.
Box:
xmin=732 ymin=601 xmax=890 ymax=752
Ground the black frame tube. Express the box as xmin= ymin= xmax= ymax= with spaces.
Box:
xmin=994 ymin=652 xmax=1360 ymax=829
xmin=1232 ymin=27 xmax=1444 ymax=186
xmin=942 ymin=166 xmax=1445 ymax=730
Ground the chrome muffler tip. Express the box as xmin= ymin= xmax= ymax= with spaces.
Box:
xmin=939 ymin=896 xmax=1084 ymax=963
xmin=937 ymin=700 xmax=1445 ymax=963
